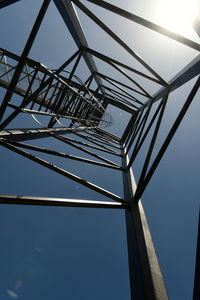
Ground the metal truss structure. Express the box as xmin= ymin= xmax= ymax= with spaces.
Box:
xmin=0 ymin=0 xmax=200 ymax=299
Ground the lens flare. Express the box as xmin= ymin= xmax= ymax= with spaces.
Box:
xmin=155 ymin=0 xmax=199 ymax=37
xmin=7 ymin=281 xmax=23 ymax=298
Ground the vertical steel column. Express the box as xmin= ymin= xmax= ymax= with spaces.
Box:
xmin=122 ymin=151 xmax=168 ymax=300
xmin=193 ymin=209 xmax=200 ymax=300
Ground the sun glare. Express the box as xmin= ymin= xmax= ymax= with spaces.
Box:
xmin=155 ymin=0 xmax=198 ymax=37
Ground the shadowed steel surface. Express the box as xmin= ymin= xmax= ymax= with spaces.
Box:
xmin=193 ymin=209 xmax=200 ymax=300
xmin=122 ymin=152 xmax=168 ymax=300
xmin=0 ymin=0 xmax=21 ymax=8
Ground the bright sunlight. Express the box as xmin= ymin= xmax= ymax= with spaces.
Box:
xmin=155 ymin=0 xmax=199 ymax=37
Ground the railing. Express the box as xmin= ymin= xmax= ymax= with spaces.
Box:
xmin=0 ymin=48 xmax=112 ymax=128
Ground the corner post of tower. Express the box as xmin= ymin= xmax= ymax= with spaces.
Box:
xmin=193 ymin=208 xmax=200 ymax=300
xmin=121 ymin=145 xmax=169 ymax=300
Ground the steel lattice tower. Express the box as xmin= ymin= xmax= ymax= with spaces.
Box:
xmin=0 ymin=1 xmax=200 ymax=299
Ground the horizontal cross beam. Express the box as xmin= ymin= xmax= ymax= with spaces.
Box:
xmin=0 ymin=194 xmax=128 ymax=209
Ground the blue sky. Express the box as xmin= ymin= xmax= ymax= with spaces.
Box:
xmin=0 ymin=0 xmax=200 ymax=299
